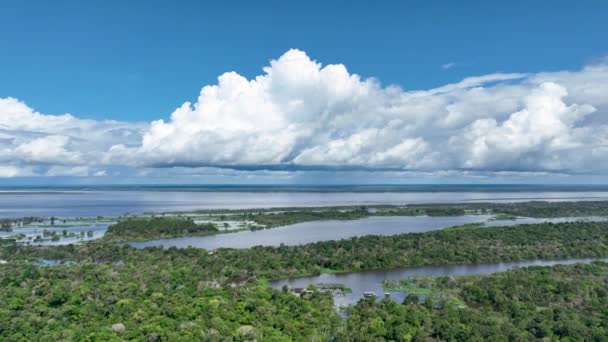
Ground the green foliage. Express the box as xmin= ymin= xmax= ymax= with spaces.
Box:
xmin=6 ymin=221 xmax=608 ymax=283
xmin=341 ymin=262 xmax=608 ymax=340
xmin=407 ymin=200 xmax=608 ymax=218
xmin=0 ymin=262 xmax=340 ymax=340
xmin=2 ymin=219 xmax=608 ymax=339
xmin=104 ymin=217 xmax=218 ymax=242
xmin=244 ymin=208 xmax=370 ymax=228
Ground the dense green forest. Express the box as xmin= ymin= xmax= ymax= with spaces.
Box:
xmin=0 ymin=262 xmax=340 ymax=340
xmin=3 ymin=214 xmax=608 ymax=339
xmin=5 ymin=221 xmax=608 ymax=282
xmin=241 ymin=208 xmax=371 ymax=228
xmin=1 ymin=255 xmax=606 ymax=340
xmin=342 ymin=262 xmax=608 ymax=340
xmin=406 ymin=200 xmax=608 ymax=218
xmin=104 ymin=217 xmax=218 ymax=242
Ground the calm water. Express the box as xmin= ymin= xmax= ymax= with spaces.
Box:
xmin=127 ymin=215 xmax=606 ymax=250
xmin=2 ymin=190 xmax=608 ymax=218
xmin=129 ymin=215 xmax=491 ymax=249
xmin=0 ymin=223 xmax=111 ymax=246
xmin=270 ymin=258 xmax=608 ymax=306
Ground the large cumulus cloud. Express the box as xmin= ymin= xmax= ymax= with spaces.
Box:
xmin=107 ymin=49 xmax=608 ymax=173
xmin=3 ymin=49 xmax=608 ymax=178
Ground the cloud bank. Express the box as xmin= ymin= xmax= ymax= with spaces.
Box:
xmin=2 ymin=49 xmax=608 ymax=179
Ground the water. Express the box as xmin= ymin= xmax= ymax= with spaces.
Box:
xmin=127 ymin=215 xmax=606 ymax=250
xmin=2 ymin=189 xmax=608 ymax=218
xmin=128 ymin=215 xmax=489 ymax=249
xmin=0 ymin=223 xmax=111 ymax=246
xmin=270 ymin=258 xmax=608 ymax=306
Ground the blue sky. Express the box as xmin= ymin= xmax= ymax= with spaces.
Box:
xmin=2 ymin=0 xmax=606 ymax=121
xmin=1 ymin=1 xmax=608 ymax=184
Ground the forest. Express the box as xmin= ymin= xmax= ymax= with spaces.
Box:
xmin=4 ymin=220 xmax=608 ymax=282
xmin=1 ymin=253 xmax=606 ymax=340
xmin=342 ymin=262 xmax=608 ymax=340
xmin=2 ymin=209 xmax=608 ymax=340
xmin=104 ymin=217 xmax=218 ymax=242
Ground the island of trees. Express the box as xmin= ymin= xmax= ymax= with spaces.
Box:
xmin=103 ymin=217 xmax=218 ymax=242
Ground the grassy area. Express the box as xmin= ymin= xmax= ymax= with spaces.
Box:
xmin=491 ymin=213 xmax=518 ymax=220
xmin=321 ymin=268 xmax=342 ymax=274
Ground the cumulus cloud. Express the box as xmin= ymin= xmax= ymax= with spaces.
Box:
xmin=106 ymin=49 xmax=608 ymax=174
xmin=451 ymin=82 xmax=596 ymax=170
xmin=15 ymin=135 xmax=82 ymax=165
xmin=0 ymin=97 xmax=145 ymax=176
xmin=3 ymin=49 xmax=608 ymax=178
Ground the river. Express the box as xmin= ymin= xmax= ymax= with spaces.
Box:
xmin=128 ymin=215 xmax=606 ymax=250
xmin=270 ymin=258 xmax=608 ymax=306
xmin=2 ymin=189 xmax=608 ymax=218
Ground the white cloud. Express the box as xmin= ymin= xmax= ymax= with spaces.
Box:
xmin=451 ymin=82 xmax=596 ymax=170
xmin=107 ymin=49 xmax=607 ymax=174
xmin=3 ymin=49 xmax=608 ymax=178
xmin=46 ymin=165 xmax=91 ymax=177
xmin=15 ymin=135 xmax=82 ymax=165
xmin=0 ymin=97 xmax=145 ymax=173
xmin=0 ymin=166 xmax=22 ymax=178
xmin=441 ymin=62 xmax=455 ymax=70
xmin=93 ymin=170 xmax=107 ymax=177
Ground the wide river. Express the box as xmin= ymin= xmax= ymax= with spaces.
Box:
xmin=270 ymin=258 xmax=608 ymax=306
xmin=128 ymin=215 xmax=606 ymax=250
xmin=2 ymin=189 xmax=608 ymax=218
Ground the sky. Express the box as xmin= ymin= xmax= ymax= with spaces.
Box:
xmin=1 ymin=0 xmax=608 ymax=185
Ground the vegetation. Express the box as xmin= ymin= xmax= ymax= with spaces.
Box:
xmin=4 ymin=221 xmax=608 ymax=283
xmin=1 ymin=252 xmax=607 ymax=339
xmin=5 ymin=200 xmax=607 ymax=243
xmin=315 ymin=283 xmax=352 ymax=294
xmin=104 ymin=217 xmax=218 ymax=242
xmin=160 ymin=200 xmax=608 ymax=232
xmin=1 ymin=216 xmax=608 ymax=339
xmin=2 ymin=203 xmax=608 ymax=339
xmin=241 ymin=208 xmax=370 ymax=228
xmin=0 ymin=262 xmax=340 ymax=340
xmin=343 ymin=262 xmax=608 ymax=340
xmin=406 ymin=200 xmax=608 ymax=218
xmin=490 ymin=213 xmax=518 ymax=220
